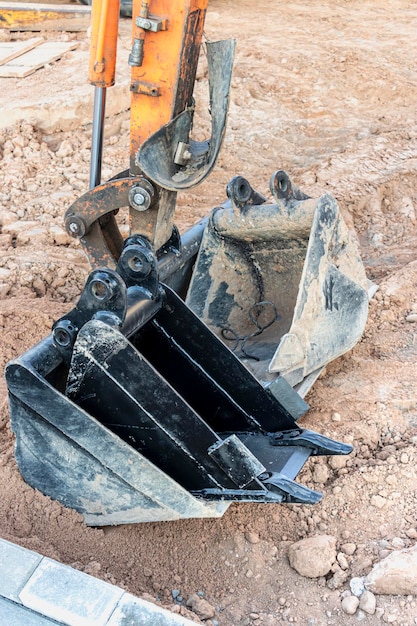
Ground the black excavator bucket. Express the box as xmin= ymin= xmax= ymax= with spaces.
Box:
xmin=6 ymin=227 xmax=353 ymax=526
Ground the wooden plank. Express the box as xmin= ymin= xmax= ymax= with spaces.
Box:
xmin=0 ymin=3 xmax=91 ymax=31
xmin=0 ymin=41 xmax=78 ymax=78
xmin=0 ymin=36 xmax=43 ymax=66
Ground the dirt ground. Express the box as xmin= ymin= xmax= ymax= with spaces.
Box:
xmin=1 ymin=1 xmax=417 ymax=624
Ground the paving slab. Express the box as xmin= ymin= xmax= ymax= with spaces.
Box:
xmin=108 ymin=593 xmax=200 ymax=626
xmin=0 ymin=597 xmax=61 ymax=625
xmin=19 ymin=557 xmax=124 ymax=626
xmin=0 ymin=539 xmax=42 ymax=602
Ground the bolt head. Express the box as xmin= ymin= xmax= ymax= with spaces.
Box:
xmin=128 ymin=183 xmax=153 ymax=211
xmin=133 ymin=193 xmax=145 ymax=205
xmin=65 ymin=215 xmax=86 ymax=238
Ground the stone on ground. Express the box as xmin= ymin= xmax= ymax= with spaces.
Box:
xmin=359 ymin=590 xmax=376 ymax=615
xmin=288 ymin=535 xmax=336 ymax=578
xmin=341 ymin=595 xmax=360 ymax=615
xmin=365 ymin=544 xmax=417 ymax=595
xmin=186 ymin=594 xmax=215 ymax=620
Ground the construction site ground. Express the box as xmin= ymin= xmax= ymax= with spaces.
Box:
xmin=1 ymin=0 xmax=417 ymax=624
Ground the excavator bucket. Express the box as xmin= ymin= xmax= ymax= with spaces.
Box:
xmin=6 ymin=235 xmax=354 ymax=525
xmin=186 ymin=171 xmax=370 ymax=390
xmin=5 ymin=0 xmax=369 ymax=525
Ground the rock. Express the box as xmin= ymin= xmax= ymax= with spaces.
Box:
xmin=391 ymin=537 xmax=405 ymax=549
xmin=350 ymin=577 xmax=366 ymax=597
xmin=365 ymin=544 xmax=417 ymax=595
xmin=336 ymin=552 xmax=349 ymax=570
xmin=341 ymin=542 xmax=357 ymax=556
xmin=327 ymin=568 xmax=348 ymax=590
xmin=359 ymin=590 xmax=376 ymax=615
xmin=382 ymin=611 xmax=398 ymax=623
xmin=375 ymin=607 xmax=385 ymax=620
xmin=56 ymin=139 xmax=74 ymax=158
xmin=328 ymin=455 xmax=347 ymax=470
xmin=288 ymin=535 xmax=336 ymax=578
xmin=370 ymin=495 xmax=387 ymax=509
xmin=50 ymin=224 xmax=72 ymax=246
xmin=3 ymin=220 xmax=39 ymax=234
xmin=0 ymin=283 xmax=10 ymax=299
xmin=341 ymin=595 xmax=359 ymax=615
xmin=0 ymin=268 xmax=11 ymax=280
xmin=83 ymin=560 xmax=101 ymax=576
xmin=245 ymin=531 xmax=260 ymax=544
xmin=351 ymin=556 xmax=374 ymax=577
xmin=186 ymin=593 xmax=215 ymax=620
xmin=312 ymin=463 xmax=330 ymax=484
xmin=0 ymin=210 xmax=18 ymax=226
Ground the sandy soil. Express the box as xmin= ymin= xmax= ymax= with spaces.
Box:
xmin=1 ymin=1 xmax=417 ymax=624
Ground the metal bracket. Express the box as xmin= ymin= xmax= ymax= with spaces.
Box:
xmin=130 ymin=81 xmax=160 ymax=97
xmin=226 ymin=176 xmax=267 ymax=212
xmin=52 ymin=269 xmax=128 ymax=362
xmin=208 ymin=434 xmax=266 ymax=488
xmin=137 ymin=39 xmax=236 ymax=191
xmin=136 ymin=15 xmax=168 ymax=32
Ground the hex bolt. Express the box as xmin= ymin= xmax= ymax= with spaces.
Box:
xmin=133 ymin=193 xmax=146 ymax=206
xmin=128 ymin=181 xmax=154 ymax=212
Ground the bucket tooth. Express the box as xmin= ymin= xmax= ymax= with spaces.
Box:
xmin=260 ymin=472 xmax=323 ymax=504
xmin=270 ymin=428 xmax=353 ymax=457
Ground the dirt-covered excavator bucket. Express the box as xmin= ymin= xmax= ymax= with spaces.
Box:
xmin=186 ymin=170 xmax=371 ymax=390
xmin=5 ymin=170 xmax=369 ymax=526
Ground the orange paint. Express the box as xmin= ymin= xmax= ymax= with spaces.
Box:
xmin=129 ymin=0 xmax=209 ymax=172
xmin=88 ymin=0 xmax=121 ymax=87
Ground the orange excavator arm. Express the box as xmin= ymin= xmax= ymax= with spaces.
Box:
xmin=83 ymin=0 xmax=209 ymax=252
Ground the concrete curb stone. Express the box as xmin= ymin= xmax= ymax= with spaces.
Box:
xmin=0 ymin=538 xmax=199 ymax=626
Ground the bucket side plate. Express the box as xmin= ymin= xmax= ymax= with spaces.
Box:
xmin=6 ymin=350 xmax=229 ymax=526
